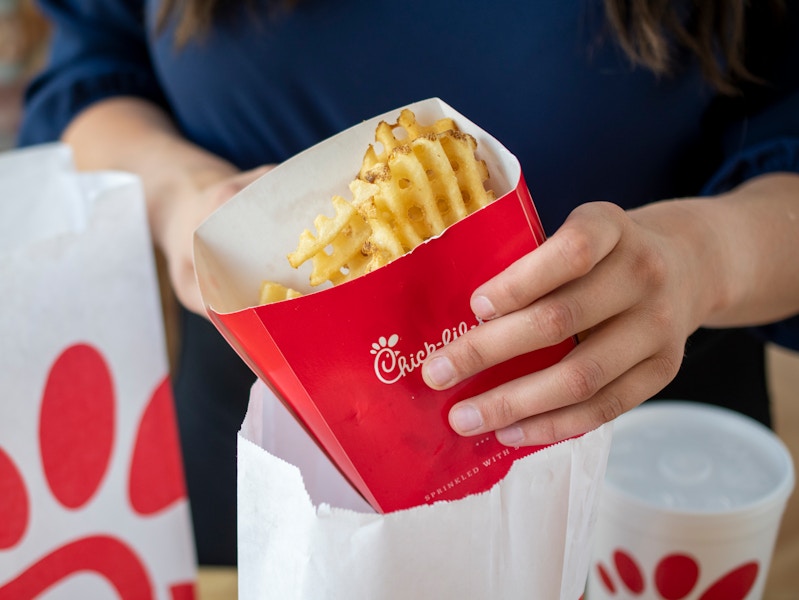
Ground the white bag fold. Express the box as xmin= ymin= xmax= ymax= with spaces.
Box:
xmin=239 ymin=379 xmax=612 ymax=600
xmin=0 ymin=144 xmax=196 ymax=599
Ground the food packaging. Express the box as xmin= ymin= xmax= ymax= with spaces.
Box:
xmin=0 ymin=144 xmax=196 ymax=599
xmin=588 ymin=401 xmax=795 ymax=600
xmin=238 ymin=379 xmax=612 ymax=600
xmin=194 ymin=97 xmax=579 ymax=513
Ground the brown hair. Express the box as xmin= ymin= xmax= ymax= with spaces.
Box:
xmin=603 ymin=0 xmax=752 ymax=93
xmin=157 ymin=0 xmax=225 ymax=47
xmin=157 ymin=0 xmax=773 ymax=93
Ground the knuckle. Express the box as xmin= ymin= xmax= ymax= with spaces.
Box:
xmin=453 ymin=334 xmax=491 ymax=375
xmin=635 ymin=244 xmax=669 ymax=289
xmin=650 ymin=350 xmax=683 ymax=384
xmin=556 ymin=228 xmax=595 ymax=276
xmin=649 ymin=302 xmax=676 ymax=331
xmin=471 ymin=384 xmax=525 ymax=432
xmin=528 ymin=300 xmax=578 ymax=345
xmin=591 ymin=392 xmax=626 ymax=426
xmin=494 ymin=277 xmax=530 ymax=312
xmin=560 ymin=358 xmax=604 ymax=404
xmin=486 ymin=391 xmax=521 ymax=428
xmin=535 ymin=416 xmax=560 ymax=445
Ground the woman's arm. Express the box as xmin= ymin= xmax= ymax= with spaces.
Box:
xmin=640 ymin=173 xmax=799 ymax=327
xmin=16 ymin=0 xmax=270 ymax=315
xmin=62 ymin=97 xmax=272 ymax=314
xmin=421 ymin=172 xmax=799 ymax=446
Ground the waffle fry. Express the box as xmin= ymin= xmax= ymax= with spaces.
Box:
xmin=259 ymin=281 xmax=303 ymax=305
xmin=359 ymin=109 xmax=457 ymax=179
xmin=287 ymin=191 xmax=374 ymax=286
xmin=258 ymin=108 xmax=495 ymax=304
xmin=361 ymin=130 xmax=494 ymax=251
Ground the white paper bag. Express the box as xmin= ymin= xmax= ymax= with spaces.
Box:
xmin=0 ymin=144 xmax=197 ymax=599
xmin=239 ymin=379 xmax=613 ymax=600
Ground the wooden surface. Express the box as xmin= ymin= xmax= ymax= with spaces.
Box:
xmin=197 ymin=567 xmax=238 ymax=600
xmin=763 ymin=344 xmax=799 ymax=599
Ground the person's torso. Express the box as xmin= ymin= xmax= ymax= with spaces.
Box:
xmin=147 ymin=0 xmax=719 ymax=230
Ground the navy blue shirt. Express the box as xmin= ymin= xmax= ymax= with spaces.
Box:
xmin=19 ymin=1 xmax=799 ymax=227
xmin=17 ymin=0 xmax=799 ymax=565
xmin=19 ymin=0 xmax=799 ymax=347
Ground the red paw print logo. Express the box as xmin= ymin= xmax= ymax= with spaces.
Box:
xmin=595 ymin=549 xmax=758 ymax=599
xmin=0 ymin=343 xmax=195 ymax=599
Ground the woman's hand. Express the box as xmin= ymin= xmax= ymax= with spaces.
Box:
xmin=421 ymin=198 xmax=726 ymax=447
xmin=61 ymin=96 xmax=275 ymax=316
xmin=155 ymin=165 xmax=274 ymax=315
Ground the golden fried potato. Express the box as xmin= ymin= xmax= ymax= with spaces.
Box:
xmin=259 ymin=109 xmax=495 ymax=302
xmin=258 ymin=281 xmax=303 ymax=304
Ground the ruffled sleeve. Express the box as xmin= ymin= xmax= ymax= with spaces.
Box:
xmin=702 ymin=90 xmax=799 ymax=196
xmin=17 ymin=0 xmax=167 ymax=145
xmin=702 ymin=135 xmax=799 ymax=196
xmin=700 ymin=6 xmax=799 ymax=351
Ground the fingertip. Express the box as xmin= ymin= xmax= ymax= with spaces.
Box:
xmin=449 ymin=404 xmax=483 ymax=434
xmin=495 ymin=425 xmax=524 ymax=446
xmin=422 ymin=356 xmax=456 ymax=389
xmin=471 ymin=294 xmax=496 ymax=320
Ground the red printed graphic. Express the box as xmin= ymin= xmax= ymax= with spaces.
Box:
xmin=169 ymin=583 xmax=197 ymax=600
xmin=129 ymin=377 xmax=188 ymax=515
xmin=0 ymin=448 xmax=29 ymax=549
xmin=0 ymin=536 xmax=152 ymax=600
xmin=39 ymin=343 xmax=115 ymax=509
xmin=597 ymin=562 xmax=617 ymax=594
xmin=614 ymin=550 xmax=645 ymax=593
xmin=655 ymin=554 xmax=699 ymax=599
xmin=595 ymin=549 xmax=759 ymax=599
xmin=0 ymin=342 xmax=195 ymax=599
xmin=698 ymin=563 xmax=759 ymax=599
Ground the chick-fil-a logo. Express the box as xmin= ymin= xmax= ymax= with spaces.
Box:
xmin=371 ymin=319 xmax=482 ymax=384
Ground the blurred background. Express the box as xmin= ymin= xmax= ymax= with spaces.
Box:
xmin=0 ymin=0 xmax=49 ymax=152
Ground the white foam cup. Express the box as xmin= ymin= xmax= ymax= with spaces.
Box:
xmin=587 ymin=401 xmax=794 ymax=600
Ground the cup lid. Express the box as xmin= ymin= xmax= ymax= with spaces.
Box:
xmin=603 ymin=401 xmax=794 ymax=518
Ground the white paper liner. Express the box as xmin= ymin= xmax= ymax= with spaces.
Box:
xmin=238 ymin=380 xmax=612 ymax=600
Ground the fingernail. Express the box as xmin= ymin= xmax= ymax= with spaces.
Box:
xmin=450 ymin=405 xmax=483 ymax=433
xmin=425 ymin=356 xmax=455 ymax=387
xmin=496 ymin=426 xmax=524 ymax=446
xmin=471 ymin=295 xmax=496 ymax=320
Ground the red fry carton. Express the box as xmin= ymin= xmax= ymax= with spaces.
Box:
xmin=194 ymin=98 xmax=576 ymax=513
